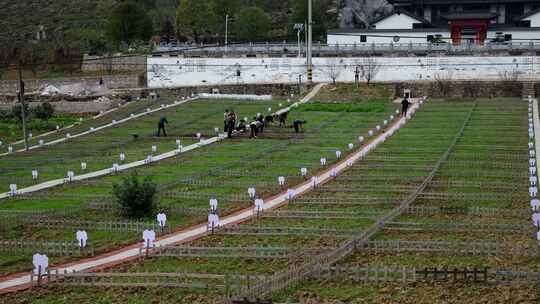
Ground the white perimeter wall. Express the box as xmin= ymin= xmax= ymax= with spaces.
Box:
xmin=523 ymin=12 xmax=540 ymax=27
xmin=328 ymin=32 xmax=448 ymax=44
xmin=148 ymin=56 xmax=540 ymax=88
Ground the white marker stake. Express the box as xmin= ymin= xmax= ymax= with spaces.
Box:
xmin=248 ymin=187 xmax=256 ymax=199
xmin=390 ymin=115 xmax=394 ymax=120
xmin=112 ymin=120 xmax=117 ymax=125
xmin=311 ymin=176 xmax=319 ymax=188
xmin=32 ymin=253 xmax=49 ymax=281
xmin=348 ymin=143 xmax=354 ymax=150
xmin=278 ymin=176 xmax=285 ymax=186
xmin=9 ymin=184 xmax=17 ymax=196
xmin=152 ymin=145 xmax=157 ymax=153
xmin=210 ymin=198 xmax=218 ymax=211
xmin=531 ymin=199 xmax=540 ymax=211
xmin=56 ymin=125 xmax=60 ymax=130
xmin=32 ymin=170 xmax=38 ymax=180
xmin=376 ymin=125 xmax=381 ymax=131
xmin=197 ymin=133 xmax=201 ymax=139
xmin=112 ymin=163 xmax=120 ymax=173
xmin=28 ymin=133 xmax=32 ymax=138
xmin=66 ymin=133 xmax=71 ymax=139
xmin=300 ymin=168 xmax=308 ymax=177
xmin=157 ymin=213 xmax=167 ymax=231
xmin=368 ymin=130 xmax=374 ymax=137
xmin=8 ymin=146 xmax=13 ymax=153
xmin=287 ymin=189 xmax=295 ymax=200
xmin=530 ymin=186 xmax=538 ymax=198
xmin=531 ymin=166 xmax=537 ymax=175
xmin=90 ymin=127 xmax=95 ymax=132
xmin=254 ymin=198 xmax=264 ymax=214
xmin=81 ymin=162 xmax=87 ymax=171
xmin=330 ymin=168 xmax=338 ymax=177
xmin=268 ymin=107 xmax=272 ymax=113
xmin=531 ymin=175 xmax=538 ymax=186
xmin=531 ymin=158 xmax=537 ymax=166
xmin=39 ymin=139 xmax=44 ymax=146
xmin=320 ymin=158 xmax=327 ymax=166
xmin=395 ymin=109 xmax=400 ymax=114
xmin=67 ymin=171 xmax=75 ymax=182
xmin=336 ymin=150 xmax=342 ymax=159
xmin=358 ymin=136 xmax=364 ymax=143
xmin=533 ymin=213 xmax=540 ymax=227
xmin=142 ymin=230 xmax=156 ymax=253
xmin=76 ymin=230 xmax=88 ymax=248
xmin=383 ymin=120 xmax=388 ymax=126
xmin=119 ymin=153 xmax=126 ymax=162
xmin=146 ymin=155 xmax=153 ymax=164
xmin=346 ymin=160 xmax=353 ymax=167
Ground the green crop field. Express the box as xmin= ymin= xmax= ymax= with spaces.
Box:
xmin=0 ymin=94 xmax=535 ymax=304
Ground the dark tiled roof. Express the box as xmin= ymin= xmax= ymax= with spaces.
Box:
xmin=516 ymin=7 xmax=540 ymax=20
xmin=441 ymin=12 xmax=499 ymax=20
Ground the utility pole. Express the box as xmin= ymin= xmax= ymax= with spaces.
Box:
xmin=307 ymin=0 xmax=313 ymax=84
xmin=225 ymin=14 xmax=229 ymax=52
xmin=17 ymin=60 xmax=29 ymax=151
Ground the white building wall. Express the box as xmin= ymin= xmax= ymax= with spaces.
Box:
xmin=148 ymin=56 xmax=540 ymax=88
xmin=523 ymin=12 xmax=540 ymax=27
xmin=327 ymin=31 xmax=449 ymax=45
xmin=374 ymin=14 xmax=421 ymax=30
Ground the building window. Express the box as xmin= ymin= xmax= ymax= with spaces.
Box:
xmin=504 ymin=34 xmax=513 ymax=41
xmin=427 ymin=35 xmax=434 ymax=42
xmin=360 ymin=35 xmax=367 ymax=42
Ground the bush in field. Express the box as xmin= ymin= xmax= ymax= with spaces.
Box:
xmin=33 ymin=102 xmax=55 ymax=121
xmin=113 ymin=172 xmax=158 ymax=219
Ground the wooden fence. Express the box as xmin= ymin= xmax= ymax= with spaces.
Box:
xmin=0 ymin=240 xmax=94 ymax=257
xmin=24 ymin=218 xmax=170 ymax=234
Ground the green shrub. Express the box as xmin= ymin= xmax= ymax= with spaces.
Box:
xmin=33 ymin=102 xmax=55 ymax=121
xmin=113 ymin=172 xmax=158 ymax=219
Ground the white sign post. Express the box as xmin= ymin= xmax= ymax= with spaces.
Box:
xmin=254 ymin=198 xmax=264 ymax=216
xmin=81 ymin=162 xmax=87 ymax=171
xmin=151 ymin=145 xmax=157 ymax=153
xmin=335 ymin=150 xmax=342 ymax=159
xmin=67 ymin=171 xmax=75 ymax=182
xmin=76 ymin=230 xmax=88 ymax=248
xmin=532 ymin=199 xmax=540 ymax=211
xmin=348 ymin=143 xmax=354 ymax=150
xmin=300 ymin=168 xmax=308 ymax=178
xmin=358 ymin=136 xmax=364 ymax=143
xmin=119 ymin=153 xmax=126 ymax=162
xmin=248 ymin=187 xmax=256 ymax=199
xmin=287 ymin=189 xmax=296 ymax=200
xmin=32 ymin=253 xmax=49 ymax=286
xmin=320 ymin=158 xmax=327 ymax=166
xmin=142 ymin=230 xmax=156 ymax=256
xmin=278 ymin=176 xmax=285 ymax=187
xmin=530 ymin=186 xmax=538 ymax=198
xmin=32 ymin=170 xmax=39 ymax=181
xmin=9 ymin=184 xmax=17 ymax=196
xmin=157 ymin=213 xmax=167 ymax=232
xmin=210 ymin=197 xmax=218 ymax=212
xmin=207 ymin=213 xmax=219 ymax=234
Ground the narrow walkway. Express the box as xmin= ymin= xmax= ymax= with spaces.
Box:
xmin=0 ymin=96 xmax=423 ymax=293
xmin=1 ymin=97 xmax=199 ymax=157
xmin=0 ymin=85 xmax=326 ymax=199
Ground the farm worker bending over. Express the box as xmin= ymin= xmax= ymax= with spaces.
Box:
xmin=158 ymin=116 xmax=168 ymax=137
xmin=227 ymin=109 xmax=237 ymax=138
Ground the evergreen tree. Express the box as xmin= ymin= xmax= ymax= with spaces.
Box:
xmin=106 ymin=2 xmax=154 ymax=45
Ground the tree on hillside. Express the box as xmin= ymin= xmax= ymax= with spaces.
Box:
xmin=161 ymin=17 xmax=175 ymax=44
xmin=290 ymin=0 xmax=331 ymax=41
xmin=176 ymin=0 xmax=217 ymax=42
xmin=233 ymin=7 xmax=271 ymax=42
xmin=106 ymin=2 xmax=154 ymax=45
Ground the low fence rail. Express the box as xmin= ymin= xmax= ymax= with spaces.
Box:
xmin=0 ymin=240 xmax=94 ymax=257
xmin=24 ymin=218 xmax=171 ymax=234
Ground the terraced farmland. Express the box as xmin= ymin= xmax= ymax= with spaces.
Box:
xmin=1 ymin=97 xmax=534 ymax=304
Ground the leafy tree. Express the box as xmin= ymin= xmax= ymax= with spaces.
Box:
xmin=161 ymin=17 xmax=175 ymax=44
xmin=65 ymin=28 xmax=110 ymax=55
xmin=113 ymin=172 xmax=158 ymax=219
xmin=106 ymin=2 xmax=154 ymax=45
xmin=233 ymin=6 xmax=271 ymax=42
xmin=176 ymin=0 xmax=217 ymax=42
xmin=33 ymin=102 xmax=55 ymax=121
xmin=289 ymin=0 xmax=330 ymax=41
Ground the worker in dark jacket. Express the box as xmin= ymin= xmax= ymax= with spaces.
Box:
xmin=401 ymin=98 xmax=410 ymax=117
xmin=158 ymin=116 xmax=168 ymax=137
xmin=227 ymin=109 xmax=237 ymax=138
